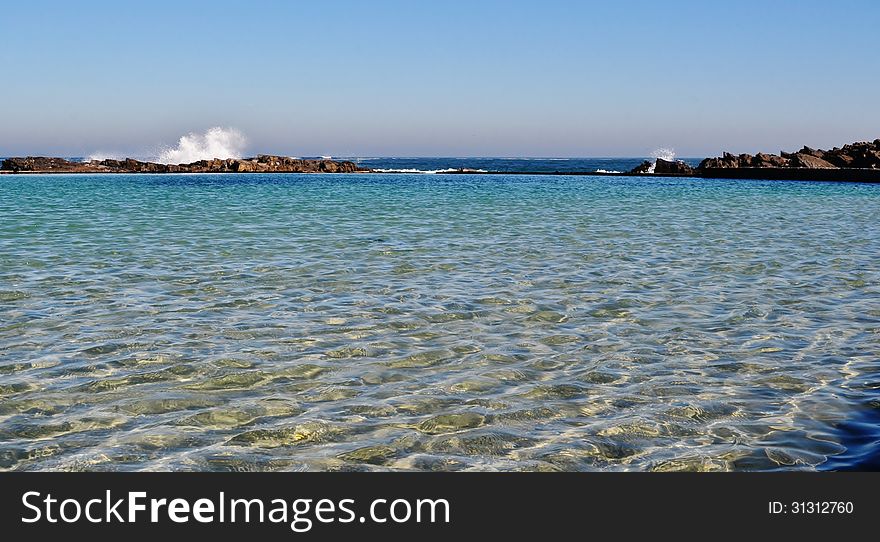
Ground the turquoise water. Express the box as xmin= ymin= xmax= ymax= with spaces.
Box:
xmin=1 ymin=173 xmax=878 ymax=471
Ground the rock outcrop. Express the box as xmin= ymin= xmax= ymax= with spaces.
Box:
xmin=1 ymin=155 xmax=367 ymax=174
xmin=698 ymin=139 xmax=880 ymax=171
xmin=653 ymin=158 xmax=695 ymax=175
xmin=789 ymin=153 xmax=838 ymax=169
xmin=699 ymin=152 xmax=790 ymax=169
xmin=629 ymin=160 xmax=652 ymax=174
xmin=628 ymin=158 xmax=694 ymax=175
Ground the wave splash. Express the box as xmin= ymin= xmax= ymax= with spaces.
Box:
xmin=646 ymin=147 xmax=675 ymax=173
xmin=86 ymin=151 xmax=125 ymax=162
xmin=157 ymin=127 xmax=246 ymax=165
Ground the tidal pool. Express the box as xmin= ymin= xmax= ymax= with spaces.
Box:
xmin=1 ymin=173 xmax=878 ymax=471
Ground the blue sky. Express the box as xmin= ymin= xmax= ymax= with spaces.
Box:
xmin=1 ymin=0 xmax=878 ymax=157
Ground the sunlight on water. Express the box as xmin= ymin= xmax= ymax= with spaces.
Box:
xmin=0 ymin=173 xmax=878 ymax=471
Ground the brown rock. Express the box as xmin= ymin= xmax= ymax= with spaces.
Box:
xmin=698 ymin=138 xmax=880 ymax=174
xmin=790 ymin=153 xmax=838 ymax=169
xmin=824 ymin=153 xmax=855 ymax=168
xmin=752 ymin=153 xmax=790 ymax=167
xmin=653 ymin=158 xmax=695 ymax=175
xmin=698 ymin=152 xmax=742 ymax=169
xmin=1 ymin=154 xmax=365 ymax=174
xmin=232 ymin=160 xmax=257 ymax=172
xmin=1 ymin=156 xmax=96 ymax=172
xmin=799 ymin=146 xmax=826 ymax=160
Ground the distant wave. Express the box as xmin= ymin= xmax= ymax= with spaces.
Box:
xmin=86 ymin=151 xmax=125 ymax=162
xmin=372 ymin=168 xmax=489 ymax=174
xmin=595 ymin=169 xmax=622 ymax=173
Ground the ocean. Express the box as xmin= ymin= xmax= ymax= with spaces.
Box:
xmin=1 ymin=171 xmax=878 ymax=471
xmin=342 ymin=156 xmax=702 ymax=174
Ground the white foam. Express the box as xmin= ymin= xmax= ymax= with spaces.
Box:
xmin=650 ymin=148 xmax=676 ymax=162
xmin=85 ymin=152 xmax=125 ymax=162
xmin=157 ymin=127 xmax=246 ymax=165
xmin=647 ymin=147 xmax=676 ymax=173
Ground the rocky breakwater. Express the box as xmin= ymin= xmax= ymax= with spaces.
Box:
xmin=1 ymin=155 xmax=367 ymax=174
xmin=697 ymin=139 xmax=880 ymax=182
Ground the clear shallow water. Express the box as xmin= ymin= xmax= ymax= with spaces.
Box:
xmin=0 ymin=173 xmax=878 ymax=472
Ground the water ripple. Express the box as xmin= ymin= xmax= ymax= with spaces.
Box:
xmin=0 ymin=173 xmax=878 ymax=471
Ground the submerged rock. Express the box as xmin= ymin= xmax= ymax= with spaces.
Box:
xmin=338 ymin=445 xmax=398 ymax=465
xmin=228 ymin=421 xmax=340 ymax=448
xmin=417 ymin=413 xmax=486 ymax=434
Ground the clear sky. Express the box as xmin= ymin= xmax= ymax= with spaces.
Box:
xmin=1 ymin=0 xmax=878 ymax=158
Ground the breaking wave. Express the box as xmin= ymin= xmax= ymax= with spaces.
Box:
xmin=650 ymin=147 xmax=676 ymax=162
xmin=157 ymin=127 xmax=246 ymax=165
xmin=646 ymin=147 xmax=676 ymax=173
xmin=86 ymin=151 xmax=125 ymax=162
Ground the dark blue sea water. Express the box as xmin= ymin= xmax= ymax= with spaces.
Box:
xmin=338 ymin=157 xmax=702 ymax=173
